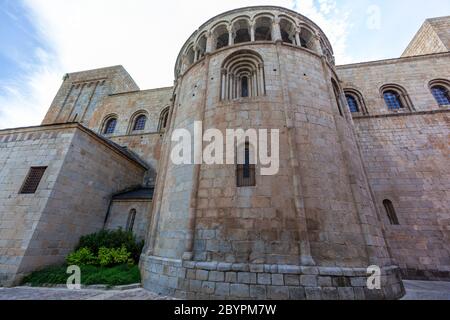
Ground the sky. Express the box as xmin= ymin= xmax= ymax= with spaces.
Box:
xmin=0 ymin=0 xmax=449 ymax=129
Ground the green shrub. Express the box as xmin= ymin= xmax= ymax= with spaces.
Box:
xmin=76 ymin=229 xmax=144 ymax=263
xmin=98 ymin=246 xmax=131 ymax=267
xmin=66 ymin=248 xmax=98 ymax=266
xmin=23 ymin=264 xmax=141 ymax=287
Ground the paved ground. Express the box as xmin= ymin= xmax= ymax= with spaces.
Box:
xmin=0 ymin=281 xmax=449 ymax=300
xmin=402 ymin=280 xmax=450 ymax=300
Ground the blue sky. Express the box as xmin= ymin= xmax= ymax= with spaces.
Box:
xmin=1 ymin=0 xmax=449 ymax=129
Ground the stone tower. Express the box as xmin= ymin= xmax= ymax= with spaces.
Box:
xmin=140 ymin=6 xmax=404 ymax=300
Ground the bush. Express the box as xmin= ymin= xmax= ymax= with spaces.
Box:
xmin=22 ymin=264 xmax=141 ymax=287
xmin=66 ymin=248 xmax=98 ymax=266
xmin=76 ymin=229 xmax=144 ymax=263
xmin=98 ymin=246 xmax=132 ymax=267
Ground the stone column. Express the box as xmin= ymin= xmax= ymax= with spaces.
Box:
xmin=250 ymin=23 xmax=255 ymax=42
xmin=205 ymin=31 xmax=214 ymax=53
xmin=221 ymin=69 xmax=227 ymax=100
xmin=272 ymin=17 xmax=282 ymax=42
xmin=295 ymin=28 xmax=301 ymax=47
xmin=228 ymin=25 xmax=235 ymax=46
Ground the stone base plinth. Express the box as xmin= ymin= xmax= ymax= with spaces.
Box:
xmin=140 ymin=256 xmax=405 ymax=300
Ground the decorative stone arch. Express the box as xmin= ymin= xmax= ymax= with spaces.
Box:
xmin=220 ymin=49 xmax=266 ymax=100
xmin=253 ymin=14 xmax=274 ymax=41
xmin=380 ymin=83 xmax=414 ymax=111
xmin=127 ymin=110 xmax=149 ymax=134
xmin=158 ymin=106 xmax=171 ymax=132
xmin=195 ymin=32 xmax=208 ymax=60
xmin=278 ymin=16 xmax=297 ymax=45
xmin=232 ymin=17 xmax=252 ymax=44
xmin=343 ymin=88 xmax=368 ymax=115
xmin=298 ymin=24 xmax=317 ymax=51
xmin=101 ymin=114 xmax=119 ymax=135
xmin=428 ymin=79 xmax=450 ymax=107
xmin=211 ymin=22 xmax=230 ymax=50
xmin=185 ymin=45 xmax=196 ymax=67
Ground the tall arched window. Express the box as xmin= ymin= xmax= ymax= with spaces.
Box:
xmin=383 ymin=90 xmax=403 ymax=110
xmin=344 ymin=89 xmax=367 ymax=114
xmin=279 ymin=18 xmax=296 ymax=44
xmin=126 ymin=209 xmax=137 ymax=232
xmin=103 ymin=117 xmax=117 ymax=135
xmin=133 ymin=115 xmax=147 ymax=131
xmin=158 ymin=107 xmax=170 ymax=132
xmin=233 ymin=19 xmax=251 ymax=44
xmin=431 ymin=85 xmax=450 ymax=106
xmin=221 ymin=50 xmax=266 ymax=100
xmin=383 ymin=200 xmax=399 ymax=225
xmin=331 ymin=79 xmax=344 ymax=117
xmin=213 ymin=24 xmax=229 ymax=50
xmin=381 ymin=84 xmax=412 ymax=111
xmin=254 ymin=16 xmax=273 ymax=41
xmin=345 ymin=94 xmax=360 ymax=113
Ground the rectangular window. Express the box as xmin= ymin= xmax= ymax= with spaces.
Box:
xmin=19 ymin=167 xmax=47 ymax=194
xmin=237 ymin=143 xmax=256 ymax=187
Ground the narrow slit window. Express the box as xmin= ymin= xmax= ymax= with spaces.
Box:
xmin=126 ymin=209 xmax=137 ymax=232
xmin=383 ymin=200 xmax=400 ymax=225
xmin=241 ymin=77 xmax=249 ymax=98
xmin=237 ymin=142 xmax=256 ymax=187
xmin=20 ymin=167 xmax=47 ymax=194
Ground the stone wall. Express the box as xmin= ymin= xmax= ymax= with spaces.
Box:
xmin=0 ymin=124 xmax=147 ymax=286
xmin=353 ymin=111 xmax=450 ymax=280
xmin=42 ymin=66 xmax=140 ymax=126
xmin=89 ymin=87 xmax=173 ymax=179
xmin=337 ymin=52 xmax=450 ymax=116
xmin=402 ymin=16 xmax=450 ymax=57
xmin=142 ymin=13 xmax=398 ymax=297
xmin=105 ymin=200 xmax=153 ymax=241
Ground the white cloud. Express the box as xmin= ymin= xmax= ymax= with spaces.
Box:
xmin=295 ymin=0 xmax=352 ymax=64
xmin=1 ymin=0 xmax=350 ymax=129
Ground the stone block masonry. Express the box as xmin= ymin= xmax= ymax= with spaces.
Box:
xmin=141 ymin=256 xmax=405 ymax=300
xmin=0 ymin=123 xmax=147 ymax=286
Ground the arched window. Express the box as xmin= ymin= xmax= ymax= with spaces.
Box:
xmin=299 ymin=27 xmax=315 ymax=50
xmin=345 ymin=94 xmax=359 ymax=113
xmin=213 ymin=24 xmax=229 ymax=50
xmin=126 ymin=209 xmax=137 ymax=232
xmin=381 ymin=84 xmax=412 ymax=111
xmin=237 ymin=142 xmax=256 ymax=187
xmin=103 ymin=117 xmax=117 ymax=135
xmin=383 ymin=200 xmax=399 ymax=225
xmin=133 ymin=115 xmax=147 ymax=131
xmin=331 ymin=79 xmax=344 ymax=117
xmin=344 ymin=89 xmax=367 ymax=114
xmin=196 ymin=34 xmax=207 ymax=60
xmin=383 ymin=90 xmax=403 ymax=110
xmin=158 ymin=107 xmax=170 ymax=132
xmin=279 ymin=18 xmax=296 ymax=45
xmin=233 ymin=19 xmax=251 ymax=44
xmin=186 ymin=46 xmax=195 ymax=66
xmin=221 ymin=50 xmax=266 ymax=100
xmin=431 ymin=85 xmax=450 ymax=106
xmin=254 ymin=16 xmax=272 ymax=41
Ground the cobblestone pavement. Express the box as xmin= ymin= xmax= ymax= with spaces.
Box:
xmin=0 ymin=287 xmax=174 ymax=300
xmin=0 ymin=281 xmax=449 ymax=300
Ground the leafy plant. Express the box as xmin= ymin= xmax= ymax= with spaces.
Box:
xmin=76 ymin=229 xmax=144 ymax=263
xmin=22 ymin=264 xmax=141 ymax=287
xmin=66 ymin=247 xmax=98 ymax=266
xmin=98 ymin=246 xmax=131 ymax=267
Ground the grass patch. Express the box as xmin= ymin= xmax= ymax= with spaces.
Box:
xmin=22 ymin=264 xmax=141 ymax=287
